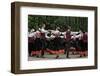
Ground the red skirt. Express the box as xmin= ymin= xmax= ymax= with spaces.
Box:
xmin=31 ymin=50 xmax=41 ymax=56
xmin=46 ymin=49 xmax=64 ymax=54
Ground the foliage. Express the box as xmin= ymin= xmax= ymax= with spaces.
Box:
xmin=28 ymin=15 xmax=88 ymax=32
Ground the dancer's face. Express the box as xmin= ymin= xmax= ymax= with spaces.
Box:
xmin=42 ymin=24 xmax=46 ymax=28
xmin=67 ymin=29 xmax=70 ymax=31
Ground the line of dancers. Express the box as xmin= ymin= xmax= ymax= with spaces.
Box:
xmin=28 ymin=24 xmax=88 ymax=58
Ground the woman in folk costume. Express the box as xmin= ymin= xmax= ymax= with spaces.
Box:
xmin=31 ymin=28 xmax=42 ymax=57
xmin=51 ymin=27 xmax=63 ymax=58
xmin=81 ymin=32 xmax=88 ymax=56
xmin=46 ymin=30 xmax=56 ymax=54
xmin=64 ymin=26 xmax=71 ymax=58
xmin=70 ymin=32 xmax=82 ymax=55
xmin=70 ymin=34 xmax=78 ymax=55
xmin=39 ymin=23 xmax=48 ymax=58
xmin=76 ymin=30 xmax=85 ymax=57
xmin=28 ymin=29 xmax=35 ymax=56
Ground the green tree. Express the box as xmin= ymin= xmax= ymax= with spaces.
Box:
xmin=28 ymin=15 xmax=88 ymax=32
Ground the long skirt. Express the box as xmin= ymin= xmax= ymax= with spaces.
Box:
xmin=40 ymin=38 xmax=47 ymax=56
xmin=28 ymin=37 xmax=34 ymax=56
xmin=47 ymin=37 xmax=64 ymax=54
xmin=31 ymin=38 xmax=42 ymax=56
xmin=28 ymin=42 xmax=34 ymax=56
xmin=77 ymin=40 xmax=85 ymax=52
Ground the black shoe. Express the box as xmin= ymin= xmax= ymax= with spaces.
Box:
xmin=66 ymin=56 xmax=69 ymax=58
xmin=80 ymin=55 xmax=82 ymax=57
xmin=56 ymin=55 xmax=59 ymax=59
xmin=41 ymin=56 xmax=45 ymax=58
xmin=36 ymin=55 xmax=39 ymax=58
